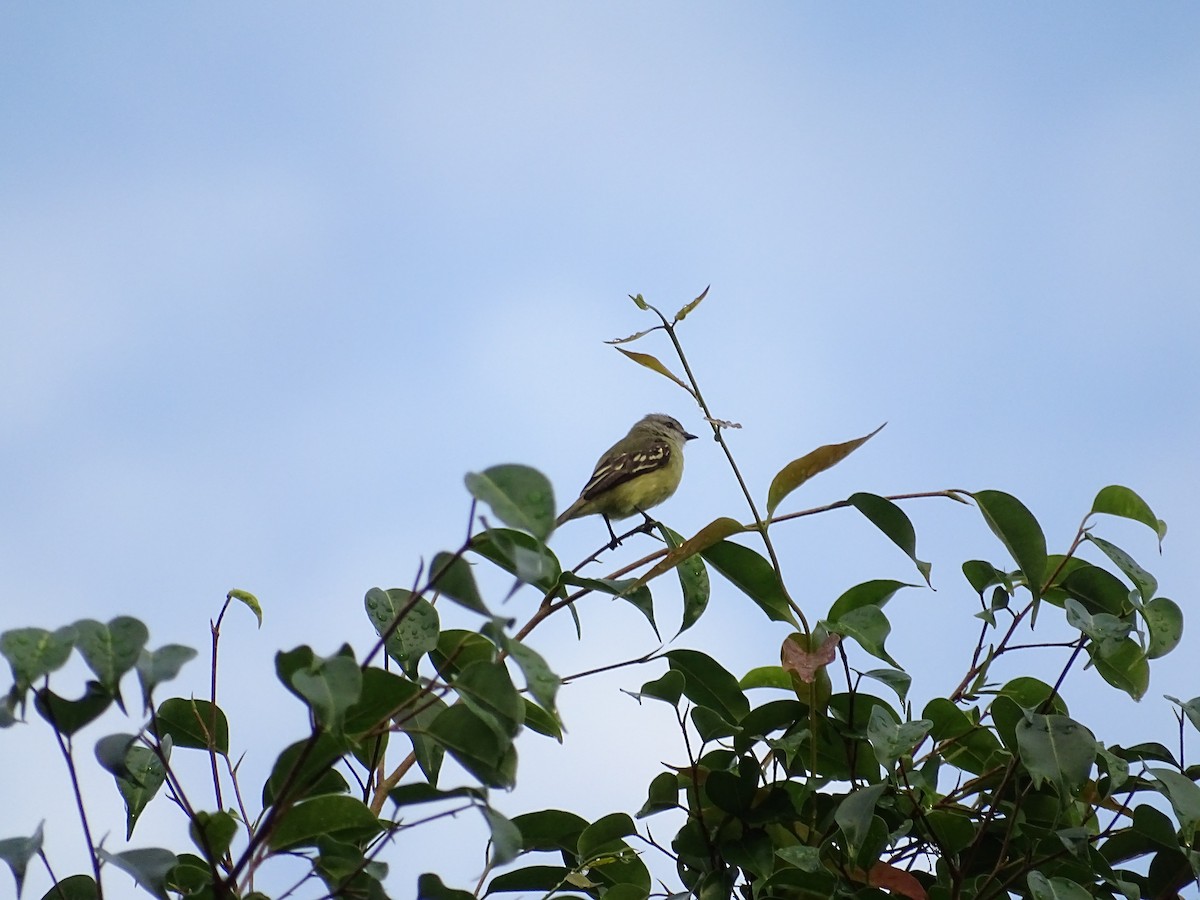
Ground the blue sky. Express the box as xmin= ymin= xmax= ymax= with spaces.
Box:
xmin=2 ymin=5 xmax=1198 ymax=896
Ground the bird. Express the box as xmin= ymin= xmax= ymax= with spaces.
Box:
xmin=555 ymin=413 xmax=698 ymax=547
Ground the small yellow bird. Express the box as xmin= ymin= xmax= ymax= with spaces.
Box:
xmin=556 ymin=413 xmax=698 ymax=546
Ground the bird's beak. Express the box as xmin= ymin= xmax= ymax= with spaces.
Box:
xmin=684 ymin=431 xmax=699 ymax=441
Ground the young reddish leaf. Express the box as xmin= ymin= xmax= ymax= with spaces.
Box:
xmin=781 ymin=632 xmax=840 ymax=684
xmin=766 ymin=425 xmax=885 ymax=516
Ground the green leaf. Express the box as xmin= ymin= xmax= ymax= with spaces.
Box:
xmin=289 ymin=647 xmax=364 ymax=735
xmin=835 ymin=784 xmax=887 ymax=856
xmin=364 ymin=588 xmax=440 ymax=673
xmin=0 ymin=821 xmax=43 ymax=897
xmin=1084 ymin=534 xmax=1158 ymax=603
xmin=387 ymin=783 xmax=484 ymax=808
xmin=666 ymin=649 xmax=750 ymax=724
xmin=483 ymin=808 xmax=522 ymax=867
xmin=37 ymin=876 xmax=98 ymax=900
xmin=578 ymin=812 xmax=637 ymax=859
xmin=826 ymin=579 xmax=912 ymax=621
xmin=72 ymin=617 xmax=148 ymax=707
xmin=674 ymin=284 xmax=709 ymax=322
xmin=862 ymin=668 xmax=912 ymax=704
xmin=924 ymin=698 xmax=1004 ymax=775
xmin=1149 ymin=768 xmax=1200 ymax=844
xmin=997 ymin=676 xmax=1068 ymax=715
xmin=465 ymin=464 xmax=556 ymax=541
xmin=628 ymin=292 xmax=649 ymax=310
xmin=972 ymin=490 xmax=1047 ymax=599
xmin=429 ymin=552 xmax=489 ymax=615
xmin=452 ymin=660 xmax=524 ymax=738
xmin=470 ymin=528 xmax=562 ymax=591
xmin=490 ymin=631 xmax=560 ymax=719
xmin=848 ymin=492 xmax=932 ymax=585
xmin=0 ymin=626 xmax=76 ymax=693
xmin=135 ymin=645 xmax=197 ymax=712
xmin=94 ymin=732 xmax=139 ymax=780
xmin=612 ymin=347 xmax=695 ymax=397
xmin=227 ymin=588 xmax=263 ymax=626
xmin=1063 ymin=598 xmax=1132 ymax=647
xmin=154 ymin=697 xmax=229 ymax=754
xmin=1091 ymin=485 xmax=1166 ymax=542
xmin=34 ymin=682 xmax=112 ymax=737
xmin=766 ymin=425 xmax=885 ymax=516
xmin=1027 ymin=870 xmax=1093 ymax=900
xmin=1166 ymin=696 xmax=1200 ymax=734
xmin=417 ymin=873 xmax=476 ymax=899
xmin=823 ymin=605 xmax=901 ymax=669
xmin=484 ymin=865 xmax=572 ymax=894
xmin=638 ymin=670 xmax=685 ymax=706
xmin=561 ymin=573 xmax=659 ymax=640
xmin=1015 ymin=713 xmax=1097 ymax=793
xmin=267 ymin=795 xmax=383 ymax=851
xmin=1144 ymin=597 xmax=1183 ymax=659
xmin=639 ymin=516 xmax=743 ymax=585
xmin=97 ymin=848 xmax=178 ymax=900
xmin=659 ymin=524 xmax=711 ymax=635
xmin=343 ymin=666 xmax=421 ymax=737
xmin=1060 ymin=564 xmax=1132 ymax=616
xmin=262 ymin=734 xmax=348 ymax=807
xmin=189 ymin=810 xmax=237 ymax=861
xmin=424 ymin=704 xmax=517 ymax=789
xmin=866 ymin=707 xmax=932 ymax=770
xmin=116 ymin=741 xmax=169 ymax=839
xmin=700 ymin=539 xmax=796 ymax=625
xmin=738 ymin=666 xmax=792 ymax=691
xmin=962 ymin=559 xmax=1011 ymax=595
xmin=1088 ymin=638 xmax=1150 ymax=701
xmin=637 ymin=772 xmax=680 ymax=818
xmin=521 ymin=697 xmax=562 ymax=741
xmin=510 ymin=809 xmax=587 ymax=853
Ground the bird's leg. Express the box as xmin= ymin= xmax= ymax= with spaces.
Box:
xmin=636 ymin=509 xmax=659 ymax=535
xmin=602 ymin=515 xmax=622 ymax=550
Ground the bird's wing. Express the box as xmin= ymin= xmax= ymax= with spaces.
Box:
xmin=578 ymin=440 xmax=672 ymax=501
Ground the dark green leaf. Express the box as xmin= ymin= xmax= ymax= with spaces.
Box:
xmin=424 ymin=705 xmax=517 ymax=789
xmin=700 ymin=539 xmax=796 ymax=625
xmin=387 ymin=783 xmax=483 ymax=807
xmin=470 ymin=528 xmax=561 ymax=591
xmin=492 ymin=631 xmax=560 ymax=719
xmin=0 ymin=821 xmax=43 ymax=897
xmin=1088 ymin=639 xmax=1149 ymax=701
xmin=637 ymin=772 xmax=680 ymax=818
xmin=738 ymin=666 xmax=791 ymax=691
xmin=866 ymin=707 xmax=932 ymax=770
xmin=1015 ymin=713 xmax=1097 ymax=793
xmin=94 ymin=732 xmax=139 ymax=780
xmin=848 ymin=492 xmax=932 ymax=585
xmin=465 ymin=465 xmax=556 ymax=541
xmin=189 ymin=810 xmax=237 ymax=861
xmin=1027 ymin=870 xmax=1092 ymax=900
xmin=1145 ymin=597 xmax=1183 ymax=659
xmin=37 ymin=875 xmax=98 ymax=900
xmin=1 ymin=626 xmax=76 ymax=693
xmin=1085 ymin=534 xmax=1158 ymax=603
xmin=666 ymin=649 xmax=750 ymax=724
xmin=344 ymin=666 xmax=421 ymax=737
xmin=826 ymin=579 xmax=912 ymax=621
xmin=72 ymin=617 xmax=148 ymax=707
xmin=1091 ymin=485 xmax=1166 ymax=542
xmin=862 ymin=668 xmax=911 ymax=704
xmin=364 ymin=588 xmax=440 ymax=673
xmin=97 ymin=848 xmax=178 ymax=900
xmin=483 ymin=807 xmax=522 ymax=866
xmin=637 ymin=670 xmax=684 ymax=706
xmin=289 ymin=647 xmax=363 ymax=735
xmin=262 ymin=734 xmax=348 ymax=807
xmin=972 ymin=490 xmax=1047 ymax=599
xmin=577 ymin=812 xmax=637 ymax=859
xmin=116 ymin=741 xmax=168 ymax=839
xmin=962 ymin=560 xmax=1010 ymax=596
xmin=453 ymin=660 xmax=524 ymax=738
xmin=822 ymin=605 xmax=901 ymax=669
xmin=1150 ymin=768 xmax=1200 ymax=844
xmin=561 ymin=573 xmax=659 ymax=640
xmin=267 ymin=795 xmax=382 ymax=851
xmin=924 ymin=698 xmax=1005 ymax=775
xmin=510 ymin=809 xmax=587 ymax=853
xmin=658 ymin=525 xmax=710 ymax=636
xmin=430 ymin=552 xmax=489 ymax=615
xmin=135 ymin=645 xmax=197 ymax=712
xmin=834 ymin=784 xmax=887 ymax=856
xmin=1061 ymin=564 xmax=1132 ymax=616
xmin=34 ymin=682 xmax=112 ymax=737
xmin=766 ymin=425 xmax=885 ymax=516
xmin=417 ymin=873 xmax=476 ymax=899
xmin=484 ymin=866 xmax=571 ymax=895
xmin=154 ymin=698 xmax=229 ymax=754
